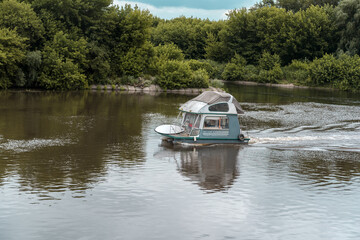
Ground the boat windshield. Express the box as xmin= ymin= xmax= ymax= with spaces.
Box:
xmin=182 ymin=112 xmax=200 ymax=134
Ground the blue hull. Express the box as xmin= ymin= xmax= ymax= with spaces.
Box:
xmin=162 ymin=136 xmax=250 ymax=145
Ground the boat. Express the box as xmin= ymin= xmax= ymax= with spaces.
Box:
xmin=154 ymin=91 xmax=250 ymax=144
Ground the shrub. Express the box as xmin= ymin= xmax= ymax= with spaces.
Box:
xmin=258 ymin=52 xmax=283 ymax=83
xmin=308 ymin=54 xmax=338 ymax=86
xmin=190 ymin=68 xmax=209 ymax=88
xmin=307 ymin=54 xmax=360 ymax=91
xmin=154 ymin=43 xmax=184 ymax=61
xmin=221 ymin=54 xmax=247 ymax=81
xmin=155 ymin=60 xmax=192 ymax=89
xmin=209 ymin=79 xmax=224 ymax=88
xmin=244 ymin=65 xmax=259 ymax=82
xmin=259 ymin=51 xmax=281 ymax=71
xmin=38 ymin=57 xmax=88 ymax=90
xmin=258 ymin=66 xmax=283 ymax=83
xmin=283 ymin=60 xmax=310 ymax=84
xmin=187 ymin=59 xmax=215 ymax=77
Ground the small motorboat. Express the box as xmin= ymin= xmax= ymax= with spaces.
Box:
xmin=154 ymin=91 xmax=250 ymax=144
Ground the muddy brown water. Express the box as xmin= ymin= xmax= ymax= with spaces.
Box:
xmin=1 ymin=84 xmax=360 ymax=239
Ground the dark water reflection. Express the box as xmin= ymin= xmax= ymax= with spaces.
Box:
xmin=156 ymin=143 xmax=241 ymax=192
xmin=1 ymin=86 xmax=360 ymax=240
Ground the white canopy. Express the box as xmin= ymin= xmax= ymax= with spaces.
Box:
xmin=179 ymin=91 xmax=244 ymax=114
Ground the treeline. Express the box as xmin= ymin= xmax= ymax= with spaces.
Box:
xmin=1 ymin=0 xmax=360 ymax=91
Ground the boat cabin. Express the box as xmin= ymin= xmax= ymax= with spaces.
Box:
xmin=155 ymin=91 xmax=249 ymax=144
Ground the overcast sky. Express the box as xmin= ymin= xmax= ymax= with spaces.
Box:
xmin=113 ymin=0 xmax=258 ymax=20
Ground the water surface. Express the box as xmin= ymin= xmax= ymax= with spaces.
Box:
xmin=1 ymin=85 xmax=360 ymax=239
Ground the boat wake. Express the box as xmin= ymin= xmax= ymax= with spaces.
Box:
xmin=249 ymin=134 xmax=360 ymax=152
xmin=0 ymin=137 xmax=73 ymax=153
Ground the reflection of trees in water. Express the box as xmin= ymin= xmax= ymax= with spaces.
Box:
xmin=160 ymin=143 xmax=242 ymax=192
xmin=0 ymin=91 xmax=177 ymax=198
xmin=269 ymin=150 xmax=360 ymax=187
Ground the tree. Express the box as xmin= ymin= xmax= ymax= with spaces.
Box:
xmin=152 ymin=17 xmax=213 ymax=59
xmin=284 ymin=5 xmax=338 ymax=63
xmin=335 ymin=0 xmax=360 ymax=55
xmin=204 ymin=20 xmax=231 ymax=62
xmin=258 ymin=51 xmax=283 ymax=83
xmin=0 ymin=0 xmax=44 ymax=49
xmin=222 ymin=8 xmax=261 ymax=64
xmin=222 ymin=54 xmax=247 ymax=81
xmin=90 ymin=5 xmax=153 ymax=77
xmin=28 ymin=0 xmax=112 ymax=36
xmin=0 ymin=28 xmax=27 ymax=88
xmin=277 ymin=0 xmax=339 ymax=12
xmin=38 ymin=31 xmax=88 ymax=90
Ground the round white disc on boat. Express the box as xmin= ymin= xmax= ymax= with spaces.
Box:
xmin=155 ymin=125 xmax=184 ymax=134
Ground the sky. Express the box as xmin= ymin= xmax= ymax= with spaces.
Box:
xmin=113 ymin=0 xmax=258 ymax=20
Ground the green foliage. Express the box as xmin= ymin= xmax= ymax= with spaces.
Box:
xmin=0 ymin=28 xmax=27 ymax=89
xmin=282 ymin=60 xmax=310 ymax=83
xmin=38 ymin=31 xmax=88 ymax=90
xmin=308 ymin=54 xmax=337 ymax=85
xmin=30 ymin=0 xmax=112 ymax=36
xmin=92 ymin=5 xmax=153 ymax=77
xmin=222 ymin=54 xmax=247 ymax=81
xmin=39 ymin=52 xmax=87 ymax=90
xmin=155 ymin=60 xmax=192 ymax=89
xmin=308 ymin=54 xmax=360 ymax=91
xmin=223 ymin=5 xmax=337 ymax=65
xmin=190 ymin=69 xmax=209 ymax=88
xmin=258 ymin=52 xmax=283 ymax=83
xmin=259 ymin=51 xmax=281 ymax=70
xmin=154 ymin=43 xmax=184 ymax=61
xmin=204 ymin=21 xmax=231 ymax=62
xmin=152 ymin=17 xmax=212 ymax=59
xmin=335 ymin=0 xmax=360 ymax=55
xmin=276 ymin=0 xmax=339 ymax=12
xmin=23 ymin=50 xmax=42 ymax=87
xmin=118 ymin=41 xmax=154 ymax=77
xmin=86 ymin=42 xmax=111 ymax=84
xmin=0 ymin=0 xmax=359 ymax=92
xmin=244 ymin=65 xmax=260 ymax=81
xmin=209 ymin=79 xmax=224 ymax=88
xmin=0 ymin=0 xmax=44 ymax=49
xmin=187 ymin=59 xmax=216 ymax=78
xmin=292 ymin=5 xmax=338 ymax=62
xmin=155 ymin=60 xmax=205 ymax=89
xmin=258 ymin=66 xmax=283 ymax=83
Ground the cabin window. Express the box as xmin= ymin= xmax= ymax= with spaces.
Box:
xmin=208 ymin=103 xmax=229 ymax=112
xmin=203 ymin=116 xmax=229 ymax=129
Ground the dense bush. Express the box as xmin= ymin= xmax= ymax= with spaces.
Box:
xmin=221 ymin=54 xmax=247 ymax=81
xmin=155 ymin=60 xmax=193 ymax=89
xmin=257 ymin=52 xmax=283 ymax=83
xmin=282 ymin=60 xmax=310 ymax=84
xmin=190 ymin=69 xmax=209 ymax=88
xmin=154 ymin=43 xmax=184 ymax=61
xmin=258 ymin=67 xmax=283 ymax=83
xmin=0 ymin=28 xmax=27 ymax=89
xmin=1 ymin=1 xmax=360 ymax=92
xmin=243 ymin=65 xmax=259 ymax=81
xmin=187 ymin=59 xmax=215 ymax=77
xmin=155 ymin=60 xmax=209 ymax=89
xmin=308 ymin=54 xmax=360 ymax=91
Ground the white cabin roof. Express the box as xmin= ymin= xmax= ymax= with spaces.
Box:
xmin=179 ymin=91 xmax=244 ymax=114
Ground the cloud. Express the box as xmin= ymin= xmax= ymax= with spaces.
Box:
xmin=113 ymin=1 xmax=231 ymax=20
xmin=116 ymin=0 xmax=256 ymax=10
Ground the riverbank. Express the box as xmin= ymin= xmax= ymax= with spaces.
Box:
xmin=90 ymin=84 xmax=224 ymax=94
xmin=230 ymin=81 xmax=336 ymax=91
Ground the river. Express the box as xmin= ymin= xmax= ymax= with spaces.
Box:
xmin=0 ymin=84 xmax=360 ymax=239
